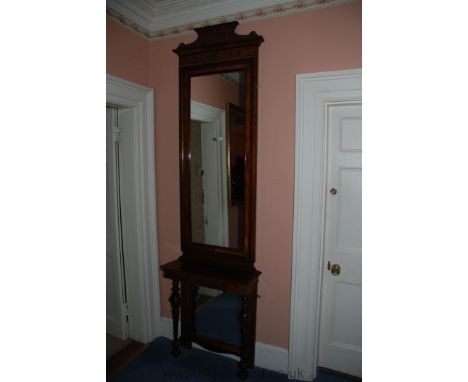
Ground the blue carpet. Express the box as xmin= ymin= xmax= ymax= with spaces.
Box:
xmin=313 ymin=371 xmax=357 ymax=382
xmin=110 ymin=337 xmax=356 ymax=382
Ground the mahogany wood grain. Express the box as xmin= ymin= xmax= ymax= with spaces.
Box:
xmin=160 ymin=22 xmax=263 ymax=379
xmin=174 ymin=21 xmax=262 ymax=273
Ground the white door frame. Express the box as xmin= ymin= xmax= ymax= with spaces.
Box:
xmin=191 ymin=101 xmax=229 ymax=247
xmin=106 ymin=107 xmax=128 ymax=339
xmin=106 ymin=74 xmax=161 ymax=343
xmin=288 ymin=69 xmax=362 ymax=381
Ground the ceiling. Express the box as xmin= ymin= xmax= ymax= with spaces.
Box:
xmin=107 ymin=0 xmax=356 ymax=40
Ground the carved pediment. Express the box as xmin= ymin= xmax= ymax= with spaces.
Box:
xmin=174 ymin=21 xmax=264 ymax=56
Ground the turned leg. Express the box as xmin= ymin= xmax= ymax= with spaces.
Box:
xmin=180 ymin=282 xmax=197 ymax=348
xmin=245 ymin=286 xmax=258 ymax=369
xmin=238 ymin=295 xmax=248 ymax=380
xmin=169 ymin=280 xmax=181 ymax=357
xmin=192 ymin=284 xmax=199 ymax=335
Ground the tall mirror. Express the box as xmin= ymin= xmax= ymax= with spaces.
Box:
xmin=190 ymin=71 xmax=246 ymax=249
xmin=175 ymin=21 xmax=262 ymax=272
xmin=161 ymin=22 xmax=263 ymax=379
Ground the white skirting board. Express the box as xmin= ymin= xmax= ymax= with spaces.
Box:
xmin=159 ymin=317 xmax=288 ymax=374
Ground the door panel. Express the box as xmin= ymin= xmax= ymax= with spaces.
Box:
xmin=336 ymin=168 xmax=362 ymax=252
xmin=330 ymin=283 xmax=362 ymax=349
xmin=318 ymin=103 xmax=362 ymax=377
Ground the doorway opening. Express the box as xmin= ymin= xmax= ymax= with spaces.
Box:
xmin=190 ymin=101 xmax=229 ymax=248
xmin=106 ymin=105 xmax=130 ymax=357
xmin=106 ymin=75 xmax=161 ymax=364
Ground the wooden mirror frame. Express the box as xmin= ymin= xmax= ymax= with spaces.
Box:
xmin=174 ymin=22 xmax=263 ymax=274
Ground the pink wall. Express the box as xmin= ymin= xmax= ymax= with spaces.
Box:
xmin=107 ymin=2 xmax=361 ymax=349
xmin=106 ymin=19 xmax=151 ymax=87
xmin=191 ymin=75 xmax=239 ymax=110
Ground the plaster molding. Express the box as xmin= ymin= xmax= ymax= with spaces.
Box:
xmin=107 ymin=0 xmax=358 ymax=41
xmin=219 ymin=73 xmax=240 ymax=87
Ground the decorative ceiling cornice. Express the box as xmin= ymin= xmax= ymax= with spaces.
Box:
xmin=219 ymin=73 xmax=240 ymax=87
xmin=107 ymin=0 xmax=358 ymax=41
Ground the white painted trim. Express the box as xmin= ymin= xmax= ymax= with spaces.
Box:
xmin=159 ymin=317 xmax=288 ymax=373
xmin=289 ymin=69 xmax=361 ymax=381
xmin=106 ymin=74 xmax=161 ymax=343
xmin=107 ymin=0 xmax=357 ymax=41
xmin=106 ymin=107 xmax=128 ymax=340
xmin=116 ymin=0 xmax=291 ymax=31
xmin=255 ymin=342 xmax=288 ymax=375
xmin=198 ymin=286 xmax=222 ymax=297
xmin=191 ymin=101 xmax=225 ymax=125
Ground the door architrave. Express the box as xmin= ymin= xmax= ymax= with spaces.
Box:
xmin=289 ymin=69 xmax=362 ymax=381
xmin=106 ymin=74 xmax=161 ymax=343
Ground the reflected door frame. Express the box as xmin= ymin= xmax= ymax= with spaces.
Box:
xmin=191 ymin=101 xmax=229 ymax=247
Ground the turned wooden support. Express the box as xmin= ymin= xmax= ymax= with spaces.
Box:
xmin=238 ymin=295 xmax=249 ymax=380
xmin=160 ymin=261 xmax=261 ymax=379
xmin=169 ymin=280 xmax=181 ymax=357
xmin=192 ymin=284 xmax=199 ymax=334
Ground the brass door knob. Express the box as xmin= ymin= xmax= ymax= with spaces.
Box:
xmin=330 ymin=188 xmax=337 ymax=195
xmin=330 ymin=263 xmax=341 ymax=276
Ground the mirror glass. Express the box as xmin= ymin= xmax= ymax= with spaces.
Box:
xmin=195 ymin=287 xmax=242 ymax=346
xmin=190 ymin=71 xmax=246 ymax=249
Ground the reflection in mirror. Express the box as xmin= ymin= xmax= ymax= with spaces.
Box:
xmin=195 ymin=288 xmax=242 ymax=347
xmin=190 ymin=71 xmax=246 ymax=249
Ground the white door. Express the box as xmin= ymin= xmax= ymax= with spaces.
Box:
xmin=200 ymin=120 xmax=229 ymax=247
xmin=318 ymin=102 xmax=362 ymax=377
xmin=106 ymin=107 xmax=128 ymax=340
